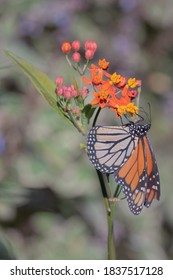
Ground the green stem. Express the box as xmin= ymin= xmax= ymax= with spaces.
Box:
xmin=92 ymin=107 xmax=101 ymax=127
xmin=82 ymin=60 xmax=89 ymax=75
xmin=65 ymin=55 xmax=73 ymax=68
xmin=68 ymin=111 xmax=86 ymax=136
xmin=92 ymin=107 xmax=116 ymax=259
xmin=96 ymin=170 xmax=116 ymax=259
xmin=107 ymin=200 xmax=116 ymax=260
xmin=96 ymin=170 xmax=110 ymax=210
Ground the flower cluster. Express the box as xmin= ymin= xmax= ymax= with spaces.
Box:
xmin=83 ymin=60 xmax=141 ymax=117
xmin=55 ymin=76 xmax=89 ymax=100
xmin=55 ymin=40 xmax=141 ymax=134
xmin=55 ymin=76 xmax=89 ymax=122
xmin=61 ymin=40 xmax=97 ymax=75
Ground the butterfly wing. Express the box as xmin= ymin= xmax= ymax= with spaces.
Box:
xmin=143 ymin=135 xmax=160 ymax=207
xmin=114 ymin=135 xmax=160 ymax=215
xmin=87 ymin=126 xmax=138 ymax=174
xmin=114 ymin=138 xmax=147 ymax=215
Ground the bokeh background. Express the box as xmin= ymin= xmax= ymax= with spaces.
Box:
xmin=0 ymin=0 xmax=173 ymax=260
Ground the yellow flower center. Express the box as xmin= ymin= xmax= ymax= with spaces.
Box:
xmin=128 ymin=78 xmax=138 ymax=88
xmin=126 ymin=102 xmax=139 ymax=114
xmin=98 ymin=90 xmax=108 ymax=100
xmin=111 ymin=72 xmax=121 ymax=84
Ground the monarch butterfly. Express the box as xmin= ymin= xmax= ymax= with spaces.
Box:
xmin=87 ymin=121 xmax=160 ymax=215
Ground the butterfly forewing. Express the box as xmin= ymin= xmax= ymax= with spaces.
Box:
xmin=87 ymin=126 xmax=138 ymax=174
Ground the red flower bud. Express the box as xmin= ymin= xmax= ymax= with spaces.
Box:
xmin=71 ymin=52 xmax=81 ymax=63
xmin=84 ymin=40 xmax=97 ymax=52
xmin=80 ymin=86 xmax=89 ymax=98
xmin=56 ymin=87 xmax=64 ymax=96
xmin=61 ymin=41 xmax=71 ymax=54
xmin=64 ymin=89 xmax=71 ymax=100
xmin=85 ymin=49 xmax=94 ymax=60
xmin=128 ymin=90 xmax=138 ymax=98
xmin=72 ymin=40 xmax=81 ymax=51
xmin=71 ymin=89 xmax=78 ymax=98
xmin=55 ymin=76 xmax=64 ymax=86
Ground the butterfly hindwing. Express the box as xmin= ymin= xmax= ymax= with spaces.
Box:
xmin=143 ymin=135 xmax=160 ymax=207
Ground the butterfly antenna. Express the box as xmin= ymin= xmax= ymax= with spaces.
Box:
xmin=138 ymin=106 xmax=151 ymax=124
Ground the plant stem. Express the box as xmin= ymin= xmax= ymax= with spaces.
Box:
xmin=92 ymin=107 xmax=101 ymax=127
xmin=92 ymin=107 xmax=116 ymax=259
xmin=96 ymin=170 xmax=116 ymax=259
xmin=96 ymin=170 xmax=110 ymax=210
xmin=68 ymin=111 xmax=86 ymax=136
xmin=107 ymin=200 xmax=116 ymax=260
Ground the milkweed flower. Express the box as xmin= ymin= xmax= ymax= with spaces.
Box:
xmin=84 ymin=40 xmax=97 ymax=52
xmin=56 ymin=87 xmax=64 ymax=96
xmin=115 ymin=105 xmax=127 ymax=116
xmin=115 ymin=103 xmax=138 ymax=117
xmin=111 ymin=72 xmax=121 ymax=84
xmin=85 ymin=49 xmax=95 ymax=60
xmin=71 ymin=52 xmax=81 ymax=63
xmin=55 ymin=76 xmax=64 ymax=86
xmin=82 ymin=65 xmax=103 ymax=85
xmin=80 ymin=86 xmax=89 ymax=98
xmin=98 ymin=59 xmax=109 ymax=70
xmin=128 ymin=77 xmax=141 ymax=88
xmin=126 ymin=102 xmax=139 ymax=115
xmin=63 ymin=88 xmax=71 ymax=100
xmin=128 ymin=89 xmax=138 ymax=98
xmin=91 ymin=90 xmax=109 ymax=108
xmin=61 ymin=41 xmax=71 ymax=54
xmin=110 ymin=73 xmax=126 ymax=88
xmin=72 ymin=40 xmax=81 ymax=51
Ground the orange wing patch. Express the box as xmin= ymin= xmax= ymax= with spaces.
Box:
xmin=118 ymin=139 xmax=144 ymax=191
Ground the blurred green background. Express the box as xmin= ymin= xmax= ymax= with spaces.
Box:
xmin=0 ymin=0 xmax=173 ymax=260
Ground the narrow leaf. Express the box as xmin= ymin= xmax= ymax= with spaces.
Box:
xmin=4 ymin=50 xmax=72 ymax=124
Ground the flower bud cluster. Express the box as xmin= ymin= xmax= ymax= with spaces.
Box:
xmin=61 ymin=40 xmax=97 ymax=76
xmin=55 ymin=76 xmax=89 ymax=100
xmin=61 ymin=40 xmax=97 ymax=62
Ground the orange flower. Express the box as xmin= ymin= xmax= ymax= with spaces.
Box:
xmin=101 ymin=80 xmax=116 ymax=95
xmin=108 ymin=94 xmax=131 ymax=109
xmin=121 ymin=85 xmax=130 ymax=97
xmin=91 ymin=90 xmax=109 ymax=108
xmin=82 ymin=64 xmax=103 ymax=85
xmin=116 ymin=76 xmax=126 ymax=88
xmin=98 ymin=59 xmax=109 ymax=70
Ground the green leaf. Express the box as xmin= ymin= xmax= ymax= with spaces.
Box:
xmin=4 ymin=50 xmax=72 ymax=124
xmin=82 ymin=104 xmax=96 ymax=123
